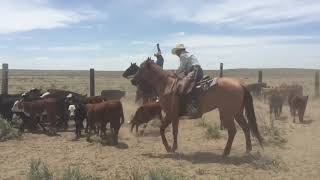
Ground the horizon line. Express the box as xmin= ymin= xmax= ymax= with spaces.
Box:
xmin=1 ymin=67 xmax=319 ymax=71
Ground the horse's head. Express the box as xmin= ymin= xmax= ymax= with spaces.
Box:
xmin=123 ymin=62 xmax=139 ymax=79
xmin=131 ymin=58 xmax=154 ymax=86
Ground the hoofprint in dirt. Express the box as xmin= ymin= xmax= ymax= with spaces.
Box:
xmin=0 ymin=69 xmax=319 ymax=179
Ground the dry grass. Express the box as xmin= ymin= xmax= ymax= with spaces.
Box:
xmin=128 ymin=167 xmax=185 ymax=180
xmin=0 ymin=69 xmax=319 ymax=179
xmin=26 ymin=159 xmax=99 ymax=180
xmin=0 ymin=118 xmax=21 ymax=141
xmin=205 ymin=123 xmax=222 ymax=140
xmin=26 ymin=159 xmax=53 ymax=180
xmin=62 ymin=166 xmax=100 ymax=180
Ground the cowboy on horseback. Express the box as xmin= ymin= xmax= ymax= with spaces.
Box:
xmin=154 ymin=43 xmax=164 ymax=68
xmin=171 ymin=44 xmax=204 ymax=118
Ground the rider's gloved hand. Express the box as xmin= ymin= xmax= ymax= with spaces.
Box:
xmin=154 ymin=52 xmax=161 ymax=57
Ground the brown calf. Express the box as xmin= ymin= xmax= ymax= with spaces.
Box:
xmin=288 ymin=94 xmax=309 ymax=123
xmin=269 ymin=93 xmax=284 ymax=120
xmin=262 ymin=84 xmax=303 ymax=103
xmin=86 ymin=100 xmax=124 ymax=144
xmin=129 ymin=101 xmax=163 ymax=135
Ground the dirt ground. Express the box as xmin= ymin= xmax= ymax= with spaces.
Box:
xmin=0 ymin=69 xmax=319 ymax=179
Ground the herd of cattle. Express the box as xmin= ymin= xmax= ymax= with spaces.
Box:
xmin=247 ymin=82 xmax=309 ymax=123
xmin=0 ymin=81 xmax=310 ymax=145
xmin=0 ymin=88 xmax=162 ymax=144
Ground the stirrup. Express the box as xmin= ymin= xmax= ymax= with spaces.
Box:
xmin=186 ymin=104 xmax=201 ymax=119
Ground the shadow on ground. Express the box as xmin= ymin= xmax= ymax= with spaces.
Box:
xmin=301 ymin=119 xmax=314 ymax=124
xmin=142 ymin=152 xmax=251 ymax=165
xmin=142 ymin=151 xmax=284 ymax=171
xmin=115 ymin=142 xmax=129 ymax=149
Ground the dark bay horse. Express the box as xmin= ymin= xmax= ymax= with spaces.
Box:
xmin=131 ymin=59 xmax=263 ymax=156
xmin=123 ymin=63 xmax=157 ymax=104
xmin=123 ymin=63 xmax=139 ymax=79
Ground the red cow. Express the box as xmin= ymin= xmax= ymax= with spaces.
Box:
xmin=85 ymin=96 xmax=107 ymax=104
xmin=86 ymin=100 xmax=124 ymax=144
xmin=12 ymin=98 xmax=59 ymax=134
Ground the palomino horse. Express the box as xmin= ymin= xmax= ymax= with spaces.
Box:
xmin=131 ymin=59 xmax=263 ymax=156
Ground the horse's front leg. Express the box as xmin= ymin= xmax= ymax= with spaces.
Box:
xmin=171 ymin=114 xmax=179 ymax=152
xmin=160 ymin=114 xmax=172 ymax=152
xmin=141 ymin=123 xmax=148 ymax=136
xmin=298 ymin=109 xmax=304 ymax=123
xmin=293 ymin=108 xmax=296 ymax=123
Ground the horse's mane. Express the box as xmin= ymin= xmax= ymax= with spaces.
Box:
xmin=144 ymin=60 xmax=178 ymax=80
xmin=134 ymin=59 xmax=180 ymax=101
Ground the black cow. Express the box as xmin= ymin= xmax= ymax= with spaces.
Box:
xmin=101 ymin=90 xmax=126 ymax=100
xmin=68 ymin=103 xmax=87 ymax=138
xmin=0 ymin=94 xmax=21 ymax=121
xmin=41 ymin=89 xmax=86 ymax=128
xmin=20 ymin=89 xmax=86 ymax=130
xmin=21 ymin=88 xmax=43 ymax=101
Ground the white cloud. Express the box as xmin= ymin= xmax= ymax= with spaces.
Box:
xmin=21 ymin=46 xmax=42 ymax=51
xmin=34 ymin=56 xmax=49 ymax=61
xmin=6 ymin=39 xmax=320 ymax=70
xmin=21 ymin=44 xmax=105 ymax=52
xmin=8 ymin=53 xmax=152 ymax=70
xmin=78 ymin=25 xmax=94 ymax=29
xmin=163 ymin=34 xmax=315 ymax=48
xmin=151 ymin=0 xmax=320 ymax=29
xmin=131 ymin=41 xmax=147 ymax=45
xmin=5 ymin=32 xmax=320 ymax=70
xmin=0 ymin=0 xmax=100 ymax=34
xmin=130 ymin=41 xmax=156 ymax=46
xmin=47 ymin=44 xmax=104 ymax=52
xmin=170 ymin=32 xmax=185 ymax=36
xmin=158 ymin=33 xmax=320 ymax=69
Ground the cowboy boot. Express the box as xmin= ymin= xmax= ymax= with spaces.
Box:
xmin=185 ymin=93 xmax=201 ymax=119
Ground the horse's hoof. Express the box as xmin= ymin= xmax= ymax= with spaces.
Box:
xmin=222 ymin=154 xmax=228 ymax=157
xmin=172 ymin=145 xmax=178 ymax=152
xmin=222 ymin=151 xmax=230 ymax=157
xmin=245 ymin=149 xmax=252 ymax=154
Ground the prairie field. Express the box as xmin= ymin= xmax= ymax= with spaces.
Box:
xmin=0 ymin=68 xmax=319 ymax=180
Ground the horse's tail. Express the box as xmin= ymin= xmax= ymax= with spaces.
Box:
xmin=242 ymin=86 xmax=264 ymax=148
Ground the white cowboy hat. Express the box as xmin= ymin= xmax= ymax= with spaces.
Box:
xmin=171 ymin=44 xmax=186 ymax=55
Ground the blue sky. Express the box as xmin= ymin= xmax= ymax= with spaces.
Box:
xmin=0 ymin=0 xmax=320 ymax=70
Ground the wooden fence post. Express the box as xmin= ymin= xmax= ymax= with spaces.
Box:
xmin=220 ymin=63 xmax=223 ymax=77
xmin=90 ymin=68 xmax=95 ymax=97
xmin=258 ymin=70 xmax=263 ymax=83
xmin=2 ymin=63 xmax=8 ymax=95
xmin=315 ymin=70 xmax=319 ymax=97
